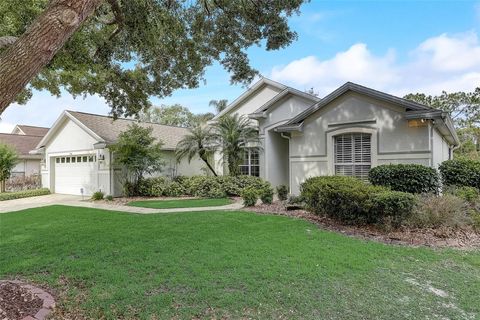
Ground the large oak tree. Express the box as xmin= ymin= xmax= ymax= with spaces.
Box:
xmin=0 ymin=0 xmax=306 ymax=117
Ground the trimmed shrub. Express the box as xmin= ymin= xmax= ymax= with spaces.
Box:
xmin=0 ymin=188 xmax=50 ymax=201
xmin=439 ymin=159 xmax=480 ymax=189
xmin=259 ymin=185 xmax=274 ymax=204
xmin=184 ymin=176 xmax=226 ymax=198
xmin=368 ymin=164 xmax=440 ymax=194
xmin=300 ymin=176 xmax=383 ymax=224
xmin=163 ymin=181 xmax=185 ymax=197
xmin=367 ymin=190 xmax=417 ymax=227
xmin=91 ymin=191 xmax=105 ymax=200
xmin=407 ymin=194 xmax=472 ymax=229
xmin=276 ymin=185 xmax=288 ymax=201
xmin=241 ymin=187 xmax=258 ymax=207
xmin=105 ymin=195 xmax=114 ymax=201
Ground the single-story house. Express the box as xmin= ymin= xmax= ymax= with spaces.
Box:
xmin=211 ymin=78 xmax=459 ymax=194
xmin=0 ymin=125 xmax=49 ymax=177
xmin=32 ymin=111 xmax=204 ymax=196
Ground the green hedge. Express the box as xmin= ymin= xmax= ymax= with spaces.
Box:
xmin=137 ymin=175 xmax=270 ymax=199
xmin=367 ymin=190 xmax=417 ymax=227
xmin=300 ymin=176 xmax=416 ymax=226
xmin=0 ymin=188 xmax=50 ymax=201
xmin=439 ymin=159 xmax=480 ymax=189
xmin=368 ymin=164 xmax=440 ymax=194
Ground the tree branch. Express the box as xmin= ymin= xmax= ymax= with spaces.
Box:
xmin=0 ymin=36 xmax=18 ymax=49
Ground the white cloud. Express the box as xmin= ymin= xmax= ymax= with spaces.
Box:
xmin=0 ymin=92 xmax=109 ymax=133
xmin=269 ymin=31 xmax=480 ymax=97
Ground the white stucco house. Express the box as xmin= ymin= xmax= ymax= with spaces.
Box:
xmin=32 ymin=111 xmax=204 ymax=196
xmin=211 ymin=78 xmax=459 ymax=194
xmin=30 ymin=78 xmax=458 ymax=196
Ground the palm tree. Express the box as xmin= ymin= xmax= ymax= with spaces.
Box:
xmin=209 ymin=99 xmax=228 ymax=114
xmin=176 ymin=125 xmax=217 ymax=176
xmin=214 ymin=114 xmax=260 ymax=176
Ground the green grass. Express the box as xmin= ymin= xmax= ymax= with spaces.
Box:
xmin=128 ymin=197 xmax=232 ymax=209
xmin=1 ymin=206 xmax=479 ymax=319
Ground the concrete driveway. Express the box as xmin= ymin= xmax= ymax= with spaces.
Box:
xmin=0 ymin=194 xmax=84 ymax=213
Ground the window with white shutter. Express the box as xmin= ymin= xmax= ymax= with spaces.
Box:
xmin=334 ymin=133 xmax=371 ymax=180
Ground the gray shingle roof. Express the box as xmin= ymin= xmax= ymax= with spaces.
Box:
xmin=67 ymin=111 xmax=191 ymax=150
xmin=0 ymin=133 xmax=43 ymax=157
xmin=15 ymin=125 xmax=49 ymax=136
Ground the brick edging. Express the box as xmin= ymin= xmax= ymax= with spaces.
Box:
xmin=0 ymin=280 xmax=55 ymax=320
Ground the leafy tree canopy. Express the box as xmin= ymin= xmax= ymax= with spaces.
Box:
xmin=0 ymin=0 xmax=305 ymax=117
xmin=138 ymin=104 xmax=215 ymax=127
xmin=404 ymin=88 xmax=480 ymax=128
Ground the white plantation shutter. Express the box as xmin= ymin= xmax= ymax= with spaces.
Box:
xmin=334 ymin=133 xmax=371 ymax=180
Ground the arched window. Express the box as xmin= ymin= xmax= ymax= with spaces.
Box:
xmin=334 ymin=133 xmax=371 ymax=180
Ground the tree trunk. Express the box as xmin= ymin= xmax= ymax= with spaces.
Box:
xmin=200 ymin=156 xmax=217 ymax=176
xmin=0 ymin=0 xmax=102 ymax=114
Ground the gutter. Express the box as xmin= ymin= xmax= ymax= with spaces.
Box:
xmin=274 ymin=123 xmax=304 ymax=133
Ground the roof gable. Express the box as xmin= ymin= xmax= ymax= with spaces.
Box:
xmin=249 ymin=87 xmax=320 ymax=118
xmin=212 ymin=77 xmax=287 ymax=120
xmin=12 ymin=125 xmax=49 ymax=136
xmin=36 ymin=110 xmax=192 ymax=151
xmin=281 ymin=82 xmax=431 ymax=128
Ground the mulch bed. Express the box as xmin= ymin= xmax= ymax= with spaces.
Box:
xmin=243 ymin=201 xmax=480 ymax=249
xmin=0 ymin=280 xmax=55 ymax=320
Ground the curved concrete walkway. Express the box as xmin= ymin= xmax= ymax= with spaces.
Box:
xmin=0 ymin=194 xmax=244 ymax=214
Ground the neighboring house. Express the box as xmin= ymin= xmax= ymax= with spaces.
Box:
xmin=211 ymin=78 xmax=459 ymax=194
xmin=32 ymin=111 xmax=205 ymax=196
xmin=11 ymin=125 xmax=49 ymax=136
xmin=0 ymin=125 xmax=49 ymax=177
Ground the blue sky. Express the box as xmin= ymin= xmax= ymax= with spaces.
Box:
xmin=1 ymin=0 xmax=480 ymax=132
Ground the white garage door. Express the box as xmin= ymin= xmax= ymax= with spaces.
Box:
xmin=54 ymin=155 xmax=97 ymax=195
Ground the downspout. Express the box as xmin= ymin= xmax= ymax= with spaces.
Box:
xmin=280 ymin=132 xmax=292 ymax=194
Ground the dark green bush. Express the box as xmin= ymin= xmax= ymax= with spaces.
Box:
xmin=439 ymin=159 xmax=480 ymax=189
xmin=367 ymin=190 xmax=417 ymax=227
xmin=0 ymin=188 xmax=50 ymax=201
xmin=259 ymin=185 xmax=274 ymax=204
xmin=276 ymin=185 xmax=288 ymax=201
xmin=241 ymin=187 xmax=258 ymax=207
xmin=105 ymin=195 xmax=114 ymax=201
xmin=368 ymin=164 xmax=440 ymax=194
xmin=91 ymin=191 xmax=105 ymax=200
xmin=301 ymin=176 xmax=383 ymax=224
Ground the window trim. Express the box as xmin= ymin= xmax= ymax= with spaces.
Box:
xmin=326 ymin=127 xmax=377 ymax=175
xmin=239 ymin=148 xmax=260 ymax=177
xmin=334 ymin=133 xmax=372 ymax=179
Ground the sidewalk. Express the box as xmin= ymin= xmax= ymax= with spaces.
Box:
xmin=0 ymin=194 xmax=244 ymax=214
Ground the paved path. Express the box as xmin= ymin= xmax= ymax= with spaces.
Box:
xmin=0 ymin=194 xmax=244 ymax=214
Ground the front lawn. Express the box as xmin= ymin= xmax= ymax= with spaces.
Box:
xmin=128 ymin=197 xmax=232 ymax=209
xmin=0 ymin=206 xmax=479 ymax=319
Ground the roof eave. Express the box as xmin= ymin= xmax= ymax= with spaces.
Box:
xmin=274 ymin=123 xmax=304 ymax=133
